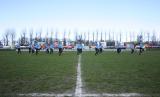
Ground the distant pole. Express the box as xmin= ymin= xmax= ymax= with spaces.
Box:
xmin=159 ymin=32 xmax=160 ymax=42
xmin=55 ymin=29 xmax=58 ymax=40
xmin=52 ymin=29 xmax=54 ymax=41
xmin=96 ymin=31 xmax=98 ymax=41
xmin=130 ymin=32 xmax=131 ymax=42
xmin=133 ymin=32 xmax=135 ymax=42
xmin=113 ymin=31 xmax=114 ymax=41
xmin=93 ymin=32 xmax=94 ymax=42
xmin=30 ymin=29 xmax=33 ymax=45
xmin=51 ymin=30 xmax=53 ymax=42
xmin=105 ymin=32 xmax=106 ymax=42
xmin=68 ymin=30 xmax=71 ymax=40
xmin=109 ymin=32 xmax=110 ymax=41
xmin=101 ymin=31 xmax=102 ymax=42
xmin=80 ymin=32 xmax=82 ymax=42
xmin=36 ymin=32 xmax=38 ymax=41
xmin=46 ymin=29 xmax=48 ymax=43
xmin=79 ymin=32 xmax=82 ymax=42
xmin=147 ymin=32 xmax=150 ymax=43
xmin=39 ymin=28 xmax=42 ymax=42
xmin=75 ymin=31 xmax=78 ymax=41
xmin=120 ymin=32 xmax=121 ymax=42
xmin=22 ymin=29 xmax=26 ymax=45
xmin=126 ymin=32 xmax=127 ymax=42
xmin=88 ymin=31 xmax=89 ymax=41
xmin=116 ymin=32 xmax=118 ymax=42
xmin=63 ymin=30 xmax=66 ymax=46
xmin=84 ymin=32 xmax=86 ymax=42
xmin=63 ymin=30 xmax=65 ymax=39
xmin=140 ymin=31 xmax=143 ymax=42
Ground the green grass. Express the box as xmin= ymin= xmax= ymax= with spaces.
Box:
xmin=82 ymin=51 xmax=160 ymax=95
xmin=0 ymin=51 xmax=77 ymax=96
xmin=1 ymin=50 xmax=160 ymax=96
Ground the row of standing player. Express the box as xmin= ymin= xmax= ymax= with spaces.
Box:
xmin=42 ymin=43 xmax=63 ymax=56
xmin=16 ymin=42 xmax=63 ymax=56
xmin=77 ymin=42 xmax=144 ymax=55
xmin=116 ymin=42 xmax=144 ymax=55
xmin=16 ymin=42 xmax=87 ymax=55
xmin=76 ymin=41 xmax=103 ymax=55
xmin=16 ymin=42 xmax=144 ymax=55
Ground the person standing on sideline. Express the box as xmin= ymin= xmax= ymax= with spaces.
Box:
xmin=58 ymin=42 xmax=63 ymax=56
xmin=95 ymin=42 xmax=100 ymax=56
xmin=16 ymin=43 xmax=21 ymax=54
xmin=50 ymin=43 xmax=54 ymax=54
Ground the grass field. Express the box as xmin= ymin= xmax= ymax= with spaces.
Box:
xmin=0 ymin=50 xmax=160 ymax=96
xmin=0 ymin=51 xmax=77 ymax=96
xmin=82 ymin=51 xmax=160 ymax=95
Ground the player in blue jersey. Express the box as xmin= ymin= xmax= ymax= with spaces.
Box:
xmin=139 ymin=42 xmax=143 ymax=55
xmin=95 ymin=42 xmax=100 ymax=56
xmin=45 ymin=43 xmax=49 ymax=54
xmin=58 ymin=42 xmax=63 ymax=56
xmin=99 ymin=43 xmax=103 ymax=54
xmin=77 ymin=42 xmax=83 ymax=55
xmin=117 ymin=42 xmax=121 ymax=54
xmin=50 ymin=43 xmax=54 ymax=54
xmin=29 ymin=44 xmax=32 ymax=54
xmin=31 ymin=44 xmax=35 ymax=54
xmin=130 ymin=43 xmax=135 ymax=54
xmin=35 ymin=43 xmax=40 ymax=55
xmin=16 ymin=43 xmax=21 ymax=54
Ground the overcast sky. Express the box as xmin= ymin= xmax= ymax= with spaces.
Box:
xmin=0 ymin=0 xmax=160 ymax=41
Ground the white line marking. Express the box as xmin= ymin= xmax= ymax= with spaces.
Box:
xmin=102 ymin=93 xmax=145 ymax=96
xmin=75 ymin=55 xmax=83 ymax=97
xmin=83 ymin=93 xmax=147 ymax=97
xmin=18 ymin=93 xmax=157 ymax=97
xmin=18 ymin=93 xmax=73 ymax=97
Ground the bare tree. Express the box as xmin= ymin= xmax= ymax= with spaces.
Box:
xmin=29 ymin=29 xmax=33 ymax=45
xmin=152 ymin=33 xmax=156 ymax=45
xmin=109 ymin=32 xmax=111 ymax=41
xmin=75 ymin=31 xmax=78 ymax=41
xmin=120 ymin=32 xmax=122 ymax=42
xmin=88 ymin=31 xmax=89 ymax=41
xmin=23 ymin=30 xmax=26 ymax=44
xmin=55 ymin=29 xmax=57 ymax=40
xmin=3 ymin=36 xmax=6 ymax=46
xmin=10 ymin=29 xmax=16 ymax=48
xmin=147 ymin=32 xmax=150 ymax=43
xmin=5 ymin=30 xmax=10 ymax=46
xmin=20 ymin=29 xmax=27 ymax=46
xmin=84 ymin=32 xmax=86 ymax=42
xmin=96 ymin=31 xmax=98 ymax=41
xmin=125 ymin=32 xmax=127 ymax=42
xmin=92 ymin=32 xmax=94 ymax=42
xmin=112 ymin=31 xmax=114 ymax=41
xmin=68 ymin=30 xmax=71 ymax=40
xmin=63 ymin=30 xmax=66 ymax=46
xmin=100 ymin=31 xmax=102 ymax=42
xmin=105 ymin=32 xmax=106 ymax=42
xmin=39 ymin=31 xmax=42 ymax=41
